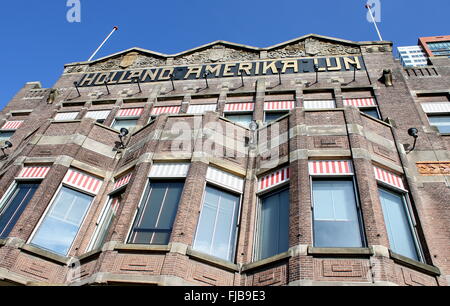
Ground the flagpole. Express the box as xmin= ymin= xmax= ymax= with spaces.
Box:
xmin=365 ymin=4 xmax=383 ymax=41
xmin=88 ymin=26 xmax=119 ymax=61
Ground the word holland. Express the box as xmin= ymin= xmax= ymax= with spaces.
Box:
xmin=77 ymin=56 xmax=364 ymax=87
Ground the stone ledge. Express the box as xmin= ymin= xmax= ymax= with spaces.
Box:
xmin=77 ymin=248 xmax=102 ymax=262
xmin=20 ymin=244 xmax=70 ymax=265
xmin=241 ymin=251 xmax=291 ymax=272
xmin=72 ymin=272 xmax=197 ymax=286
xmin=307 ymin=246 xmax=373 ymax=256
xmin=186 ymin=247 xmax=239 ymax=272
xmin=389 ymin=251 xmax=441 ymax=276
xmin=289 ymin=280 xmax=397 ymax=286
xmin=113 ymin=243 xmax=171 ymax=253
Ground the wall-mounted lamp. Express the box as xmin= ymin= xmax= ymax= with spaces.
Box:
xmin=248 ymin=121 xmax=259 ymax=146
xmin=73 ymin=81 xmax=81 ymax=97
xmin=118 ymin=128 xmax=129 ymax=149
xmin=407 ymin=127 xmax=418 ymax=153
xmin=132 ymin=77 xmax=142 ymax=93
xmin=0 ymin=141 xmax=13 ymax=159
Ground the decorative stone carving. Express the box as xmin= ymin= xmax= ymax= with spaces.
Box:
xmin=267 ymin=38 xmax=360 ymax=58
xmin=64 ymin=65 xmax=88 ymax=74
xmin=416 ymin=161 xmax=450 ymax=176
xmin=86 ymin=53 xmax=165 ymax=72
xmin=173 ymin=44 xmax=259 ymax=65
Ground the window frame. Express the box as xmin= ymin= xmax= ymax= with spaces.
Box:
xmin=193 ymin=180 xmax=243 ymax=263
xmin=224 ymin=112 xmax=254 ymax=129
xmin=360 ymin=106 xmax=381 ymax=120
xmin=263 ymin=111 xmax=289 ymax=124
xmin=376 ymin=183 xmax=424 ymax=262
xmin=426 ymin=113 xmax=450 ymax=134
xmin=27 ymin=183 xmax=95 ymax=256
xmin=309 ymin=174 xmax=367 ymax=248
xmin=111 ymin=117 xmax=140 ymax=132
xmin=253 ymin=184 xmax=290 ymax=261
xmin=126 ymin=178 xmax=185 ymax=246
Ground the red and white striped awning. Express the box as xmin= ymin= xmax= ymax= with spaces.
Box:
xmin=187 ymin=104 xmax=217 ymax=114
xmin=112 ymin=172 xmax=132 ymax=192
xmin=63 ymin=168 xmax=103 ymax=195
xmin=224 ymin=102 xmax=255 ymax=113
xmin=421 ymin=102 xmax=450 ymax=114
xmin=117 ymin=108 xmax=144 ymax=118
xmin=264 ymin=101 xmax=295 ymax=111
xmin=303 ymin=100 xmax=336 ymax=109
xmin=343 ymin=98 xmax=376 ymax=107
xmin=308 ymin=160 xmax=354 ymax=175
xmin=54 ymin=112 xmax=79 ymax=121
xmin=1 ymin=121 xmax=24 ymax=130
xmin=17 ymin=166 xmax=50 ymax=179
xmin=373 ymin=166 xmax=405 ymax=190
xmin=151 ymin=106 xmax=181 ymax=115
xmin=206 ymin=167 xmax=244 ymax=193
xmin=149 ymin=163 xmax=190 ymax=178
xmin=258 ymin=167 xmax=290 ymax=192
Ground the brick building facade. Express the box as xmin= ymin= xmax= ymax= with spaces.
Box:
xmin=0 ymin=34 xmax=448 ymax=286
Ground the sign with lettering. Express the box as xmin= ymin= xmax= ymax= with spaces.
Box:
xmin=77 ymin=56 xmax=365 ymax=87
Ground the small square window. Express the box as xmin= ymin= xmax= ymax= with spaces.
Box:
xmin=428 ymin=115 xmax=450 ymax=133
xmin=264 ymin=111 xmax=288 ymax=123
xmin=225 ymin=114 xmax=253 ymax=128
xmin=112 ymin=118 xmax=138 ymax=131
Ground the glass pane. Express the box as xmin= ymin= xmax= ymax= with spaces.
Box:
xmin=312 ymin=180 xmax=363 ymax=248
xmin=361 ymin=108 xmax=380 ymax=119
xmin=91 ymin=195 xmax=121 ymax=250
xmin=225 ymin=114 xmax=253 ymax=128
xmin=258 ymin=188 xmax=289 ymax=260
xmin=0 ymin=131 xmax=14 ymax=142
xmin=265 ymin=112 xmax=288 ymax=123
xmin=0 ymin=183 xmax=39 ymax=238
xmin=193 ymin=185 xmax=240 ymax=261
xmin=428 ymin=116 xmax=450 ymax=133
xmin=129 ymin=181 xmax=183 ymax=245
xmin=31 ymin=187 xmax=93 ymax=255
xmin=112 ymin=119 xmax=138 ymax=131
xmin=379 ymin=188 xmax=419 ymax=261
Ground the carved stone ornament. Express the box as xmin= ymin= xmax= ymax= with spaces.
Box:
xmin=267 ymin=38 xmax=360 ymax=59
xmin=173 ymin=44 xmax=259 ymax=65
xmin=86 ymin=53 xmax=165 ymax=72
xmin=416 ymin=161 xmax=450 ymax=176
xmin=64 ymin=65 xmax=88 ymax=74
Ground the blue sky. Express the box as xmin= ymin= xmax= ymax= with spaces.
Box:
xmin=0 ymin=0 xmax=448 ymax=108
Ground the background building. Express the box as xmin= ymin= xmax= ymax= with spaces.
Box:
xmin=419 ymin=35 xmax=450 ymax=58
xmin=397 ymin=46 xmax=428 ymax=67
xmin=0 ymin=34 xmax=449 ymax=286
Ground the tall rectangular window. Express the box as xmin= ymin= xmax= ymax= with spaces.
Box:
xmin=428 ymin=115 xmax=450 ymax=133
xmin=0 ymin=182 xmax=39 ymax=238
xmin=128 ymin=181 xmax=183 ymax=245
xmin=193 ymin=185 xmax=240 ymax=261
xmin=257 ymin=188 xmax=289 ymax=260
xmin=30 ymin=186 xmax=93 ymax=256
xmin=88 ymin=193 xmax=122 ymax=251
xmin=378 ymin=188 xmax=420 ymax=261
xmin=312 ymin=179 xmax=364 ymax=248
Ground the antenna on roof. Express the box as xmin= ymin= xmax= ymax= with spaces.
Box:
xmin=88 ymin=26 xmax=119 ymax=61
xmin=365 ymin=4 xmax=383 ymax=41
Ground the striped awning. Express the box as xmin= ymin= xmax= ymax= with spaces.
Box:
xmin=112 ymin=172 xmax=132 ymax=192
xmin=117 ymin=108 xmax=144 ymax=118
xmin=63 ymin=168 xmax=103 ymax=195
xmin=343 ymin=98 xmax=376 ymax=107
xmin=85 ymin=110 xmax=111 ymax=120
xmin=264 ymin=101 xmax=295 ymax=111
xmin=258 ymin=167 xmax=290 ymax=192
xmin=421 ymin=102 xmax=450 ymax=114
xmin=17 ymin=166 xmax=50 ymax=179
xmin=303 ymin=100 xmax=336 ymax=109
xmin=187 ymin=104 xmax=217 ymax=114
xmin=224 ymin=102 xmax=255 ymax=112
xmin=206 ymin=167 xmax=244 ymax=193
xmin=308 ymin=160 xmax=354 ymax=175
xmin=54 ymin=112 xmax=79 ymax=121
xmin=149 ymin=163 xmax=190 ymax=178
xmin=373 ymin=166 xmax=405 ymax=190
xmin=1 ymin=121 xmax=23 ymax=130
xmin=151 ymin=106 xmax=181 ymax=115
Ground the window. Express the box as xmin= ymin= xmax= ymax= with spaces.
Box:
xmin=193 ymin=185 xmax=240 ymax=261
xmin=264 ymin=111 xmax=288 ymax=123
xmin=428 ymin=115 xmax=450 ymax=133
xmin=0 ymin=131 xmax=14 ymax=142
xmin=225 ymin=114 xmax=253 ymax=128
xmin=256 ymin=188 xmax=289 ymax=260
xmin=378 ymin=188 xmax=421 ymax=261
xmin=128 ymin=181 xmax=183 ymax=245
xmin=88 ymin=193 xmax=122 ymax=251
xmin=312 ymin=179 xmax=364 ymax=248
xmin=112 ymin=118 xmax=139 ymax=131
xmin=30 ymin=186 xmax=93 ymax=255
xmin=361 ymin=108 xmax=380 ymax=119
xmin=0 ymin=182 xmax=39 ymax=238
xmin=85 ymin=110 xmax=110 ymax=124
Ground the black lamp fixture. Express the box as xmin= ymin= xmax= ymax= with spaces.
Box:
xmin=133 ymin=77 xmax=142 ymax=93
xmin=0 ymin=141 xmax=13 ymax=159
xmin=118 ymin=128 xmax=129 ymax=149
xmin=314 ymin=63 xmax=320 ymax=84
xmin=73 ymin=81 xmax=81 ymax=97
xmin=169 ymin=73 xmax=175 ymax=91
xmin=407 ymin=127 xmax=419 ymax=153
